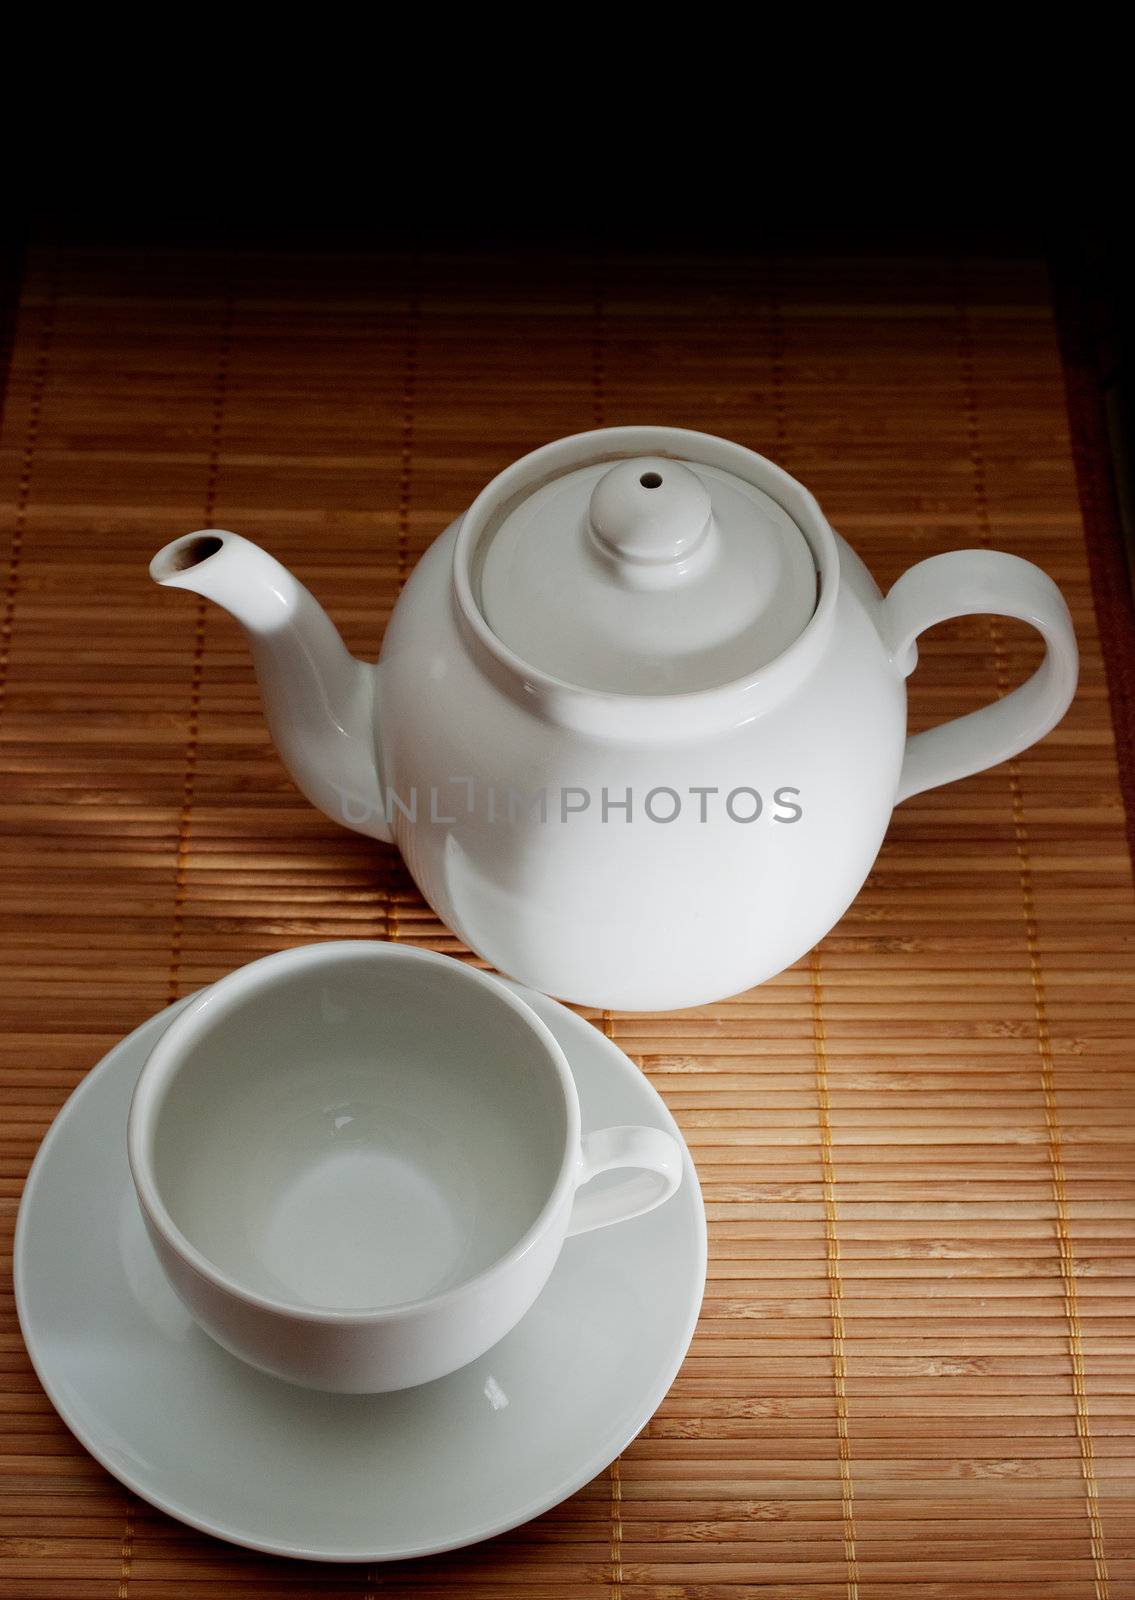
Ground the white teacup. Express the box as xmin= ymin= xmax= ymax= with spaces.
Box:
xmin=127 ymin=941 xmax=683 ymax=1392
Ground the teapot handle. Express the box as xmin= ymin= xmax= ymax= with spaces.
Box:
xmin=884 ymin=549 xmax=1078 ymax=803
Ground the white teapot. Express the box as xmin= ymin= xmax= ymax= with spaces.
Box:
xmin=151 ymin=427 xmax=1077 ymax=1010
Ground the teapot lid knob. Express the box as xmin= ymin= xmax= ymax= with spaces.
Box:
xmin=588 ymin=458 xmax=711 ymax=567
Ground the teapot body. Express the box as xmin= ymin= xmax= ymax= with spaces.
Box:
xmin=377 ymin=523 xmax=905 ymax=1010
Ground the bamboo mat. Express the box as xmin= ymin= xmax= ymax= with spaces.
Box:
xmin=1 ymin=244 xmax=1133 ymax=1599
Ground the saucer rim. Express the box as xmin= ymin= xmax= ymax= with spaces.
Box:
xmin=13 ymin=985 xmax=707 ymax=1563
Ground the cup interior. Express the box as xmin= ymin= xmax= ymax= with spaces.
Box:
xmin=137 ymin=947 xmax=569 ymax=1313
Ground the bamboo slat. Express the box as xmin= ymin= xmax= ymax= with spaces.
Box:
xmin=1 ymin=244 xmax=1133 ymax=1599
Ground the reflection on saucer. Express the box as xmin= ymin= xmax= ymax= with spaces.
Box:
xmin=483 ymin=1374 xmax=509 ymax=1411
xmin=117 ymin=1187 xmax=194 ymax=1343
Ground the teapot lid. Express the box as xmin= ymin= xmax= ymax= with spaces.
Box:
xmin=472 ymin=441 xmax=818 ymax=695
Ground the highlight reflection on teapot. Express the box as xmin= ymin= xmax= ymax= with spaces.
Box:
xmin=151 ymin=427 xmax=1077 ymax=1010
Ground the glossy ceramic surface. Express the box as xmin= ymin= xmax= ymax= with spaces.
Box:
xmin=128 ymin=943 xmax=682 ymax=1391
xmin=14 ymin=987 xmax=706 ymax=1561
xmin=150 ymin=426 xmax=1079 ymax=1010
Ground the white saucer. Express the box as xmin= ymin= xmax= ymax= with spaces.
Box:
xmin=14 ymin=983 xmax=706 ymax=1562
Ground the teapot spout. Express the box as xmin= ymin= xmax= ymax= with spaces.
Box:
xmin=150 ymin=530 xmax=390 ymax=843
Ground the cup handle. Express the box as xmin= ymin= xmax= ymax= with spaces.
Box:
xmin=565 ymin=1125 xmax=684 ymax=1238
xmin=884 ymin=549 xmax=1078 ymax=803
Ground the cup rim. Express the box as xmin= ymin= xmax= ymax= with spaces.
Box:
xmin=127 ymin=941 xmax=582 ymax=1326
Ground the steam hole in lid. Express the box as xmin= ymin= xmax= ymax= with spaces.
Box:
xmin=171 ymin=535 xmax=224 ymax=571
xmin=639 ymin=472 xmax=663 ymax=489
